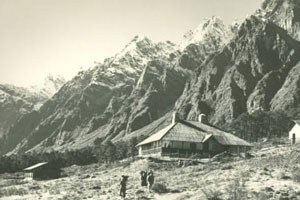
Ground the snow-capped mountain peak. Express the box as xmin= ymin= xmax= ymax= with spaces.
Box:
xmin=180 ymin=16 xmax=232 ymax=50
xmin=29 ymin=74 xmax=66 ymax=98
xmin=119 ymin=35 xmax=152 ymax=56
xmin=42 ymin=74 xmax=66 ymax=95
xmin=112 ymin=35 xmax=158 ymax=64
xmin=94 ymin=35 xmax=177 ymax=83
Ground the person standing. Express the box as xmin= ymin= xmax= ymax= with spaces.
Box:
xmin=140 ymin=171 xmax=147 ymax=187
xmin=120 ymin=175 xmax=129 ymax=198
xmin=147 ymin=170 xmax=154 ymax=191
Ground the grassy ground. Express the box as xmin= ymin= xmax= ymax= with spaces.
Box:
xmin=1 ymin=143 xmax=300 ymax=199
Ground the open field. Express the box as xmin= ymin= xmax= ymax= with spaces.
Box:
xmin=1 ymin=143 xmax=300 ymax=199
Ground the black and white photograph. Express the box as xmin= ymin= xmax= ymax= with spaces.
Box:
xmin=1 ymin=0 xmax=300 ymax=199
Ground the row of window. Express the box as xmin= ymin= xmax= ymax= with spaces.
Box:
xmin=141 ymin=140 xmax=203 ymax=150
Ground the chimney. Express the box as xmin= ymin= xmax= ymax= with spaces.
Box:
xmin=172 ymin=112 xmax=178 ymax=124
xmin=199 ymin=114 xmax=207 ymax=124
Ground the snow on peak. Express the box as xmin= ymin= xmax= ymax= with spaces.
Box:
xmin=44 ymin=74 xmax=65 ymax=83
xmin=114 ymin=35 xmax=155 ymax=62
xmin=113 ymin=35 xmax=177 ymax=63
xmin=130 ymin=35 xmax=150 ymax=44
xmin=42 ymin=74 xmax=66 ymax=94
xmin=97 ymin=35 xmax=177 ymax=80
xmin=180 ymin=16 xmax=232 ymax=50
xmin=29 ymin=74 xmax=66 ymax=98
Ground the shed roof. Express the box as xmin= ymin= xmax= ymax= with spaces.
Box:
xmin=136 ymin=120 xmax=252 ymax=147
xmin=23 ymin=162 xmax=48 ymax=171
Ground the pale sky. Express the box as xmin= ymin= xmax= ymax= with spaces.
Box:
xmin=0 ymin=0 xmax=262 ymax=87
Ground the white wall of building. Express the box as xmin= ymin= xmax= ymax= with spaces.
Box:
xmin=289 ymin=123 xmax=300 ymax=143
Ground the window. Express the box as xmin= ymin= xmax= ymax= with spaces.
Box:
xmin=190 ymin=143 xmax=196 ymax=150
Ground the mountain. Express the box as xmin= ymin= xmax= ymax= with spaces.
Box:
xmin=4 ymin=20 xmax=231 ymax=154
xmin=0 ymin=85 xmax=45 ymax=139
xmin=4 ymin=0 xmax=300 ymax=155
xmin=258 ymin=0 xmax=300 ymax=41
xmin=180 ymin=16 xmax=234 ymax=50
xmin=175 ymin=15 xmax=300 ymax=124
xmin=178 ymin=16 xmax=234 ymax=70
xmin=4 ymin=18 xmax=233 ymax=154
xmin=0 ymin=76 xmax=66 ymax=142
xmin=29 ymin=75 xmax=66 ymax=99
xmin=1 ymin=36 xmax=191 ymax=154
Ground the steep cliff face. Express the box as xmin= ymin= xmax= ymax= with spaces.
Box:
xmin=178 ymin=16 xmax=234 ymax=70
xmin=0 ymin=85 xmax=44 ymax=139
xmin=0 ymin=75 xmax=66 ymax=140
xmin=105 ymin=60 xmax=188 ymax=142
xmin=259 ymin=0 xmax=300 ymax=41
xmin=175 ymin=16 xmax=300 ymax=125
xmin=270 ymin=62 xmax=300 ymax=110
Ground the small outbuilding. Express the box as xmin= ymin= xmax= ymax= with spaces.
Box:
xmin=23 ymin=162 xmax=61 ymax=180
xmin=289 ymin=120 xmax=300 ymax=144
xmin=136 ymin=112 xmax=252 ymax=158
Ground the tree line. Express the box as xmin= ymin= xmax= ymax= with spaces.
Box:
xmin=0 ymin=135 xmax=146 ymax=174
xmin=222 ymin=110 xmax=293 ymax=143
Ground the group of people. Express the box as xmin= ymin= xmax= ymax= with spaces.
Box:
xmin=119 ymin=170 xmax=155 ymax=199
xmin=140 ymin=170 xmax=154 ymax=190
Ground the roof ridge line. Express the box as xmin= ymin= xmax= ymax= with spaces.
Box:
xmin=179 ymin=120 xmax=207 ymax=132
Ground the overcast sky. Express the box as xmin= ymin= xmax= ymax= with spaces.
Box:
xmin=0 ymin=0 xmax=262 ymax=87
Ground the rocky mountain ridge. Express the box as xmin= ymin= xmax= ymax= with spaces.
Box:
xmin=29 ymin=74 xmax=66 ymax=99
xmin=1 ymin=36 xmax=189 ymax=154
xmin=180 ymin=16 xmax=234 ymax=50
xmin=177 ymin=16 xmax=235 ymax=71
xmin=258 ymin=0 xmax=300 ymax=41
xmin=0 ymin=75 xmax=66 ymax=140
xmin=175 ymin=15 xmax=300 ymax=124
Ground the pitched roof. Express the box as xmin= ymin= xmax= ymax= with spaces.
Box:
xmin=136 ymin=123 xmax=175 ymax=146
xmin=23 ymin=162 xmax=48 ymax=171
xmin=185 ymin=121 xmax=252 ymax=146
xmin=202 ymin=134 xmax=213 ymax=143
xmin=293 ymin=120 xmax=300 ymax=126
xmin=162 ymin=122 xmax=207 ymax=143
xmin=136 ymin=120 xmax=252 ymax=147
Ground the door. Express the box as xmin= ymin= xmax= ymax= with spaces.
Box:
xmin=292 ymin=133 xmax=296 ymax=144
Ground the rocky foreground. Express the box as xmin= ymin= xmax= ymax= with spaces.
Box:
xmin=1 ymin=141 xmax=300 ymax=200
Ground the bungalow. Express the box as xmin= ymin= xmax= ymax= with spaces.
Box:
xmin=23 ymin=162 xmax=61 ymax=180
xmin=136 ymin=112 xmax=252 ymax=157
xmin=289 ymin=120 xmax=300 ymax=144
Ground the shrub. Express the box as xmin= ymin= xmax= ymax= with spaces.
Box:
xmin=252 ymin=191 xmax=270 ymax=200
xmin=201 ymin=187 xmax=223 ymax=200
xmin=225 ymin=178 xmax=248 ymax=200
xmin=0 ymin=187 xmax=28 ymax=197
xmin=291 ymin=167 xmax=300 ymax=183
xmin=152 ymin=183 xmax=169 ymax=193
